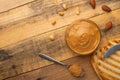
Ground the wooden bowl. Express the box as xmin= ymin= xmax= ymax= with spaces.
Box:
xmin=66 ymin=19 xmax=101 ymax=55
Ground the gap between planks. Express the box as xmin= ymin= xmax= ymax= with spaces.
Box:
xmin=0 ymin=1 xmax=120 ymax=48
xmin=0 ymin=0 xmax=119 ymax=27
xmin=0 ymin=8 xmax=120 ymax=80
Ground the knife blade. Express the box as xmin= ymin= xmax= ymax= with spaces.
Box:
xmin=103 ymin=43 xmax=120 ymax=58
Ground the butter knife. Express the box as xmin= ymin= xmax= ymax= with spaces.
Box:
xmin=103 ymin=43 xmax=120 ymax=58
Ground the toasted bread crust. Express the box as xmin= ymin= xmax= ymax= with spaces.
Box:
xmin=91 ymin=38 xmax=120 ymax=80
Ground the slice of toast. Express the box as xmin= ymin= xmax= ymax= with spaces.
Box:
xmin=91 ymin=38 xmax=120 ymax=80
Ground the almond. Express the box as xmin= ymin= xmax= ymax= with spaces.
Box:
xmin=89 ymin=0 xmax=96 ymax=9
xmin=102 ymin=5 xmax=111 ymax=12
xmin=105 ymin=21 xmax=112 ymax=30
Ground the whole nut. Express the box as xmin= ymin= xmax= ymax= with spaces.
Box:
xmin=105 ymin=21 xmax=112 ymax=30
xmin=51 ymin=19 xmax=56 ymax=25
xmin=49 ymin=34 xmax=55 ymax=41
xmin=89 ymin=0 xmax=96 ymax=9
xmin=102 ymin=5 xmax=111 ymax=12
xmin=58 ymin=12 xmax=64 ymax=16
xmin=62 ymin=4 xmax=67 ymax=10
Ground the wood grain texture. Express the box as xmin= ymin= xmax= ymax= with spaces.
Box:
xmin=0 ymin=0 xmax=120 ymax=27
xmin=0 ymin=0 xmax=35 ymax=13
xmin=0 ymin=0 xmax=120 ymax=80
xmin=6 ymin=56 xmax=99 ymax=80
xmin=0 ymin=26 xmax=78 ymax=80
xmin=0 ymin=8 xmax=120 ymax=79
xmin=0 ymin=0 xmax=120 ymax=48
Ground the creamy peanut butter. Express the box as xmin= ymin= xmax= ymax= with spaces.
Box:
xmin=69 ymin=64 xmax=83 ymax=77
xmin=66 ymin=20 xmax=101 ymax=55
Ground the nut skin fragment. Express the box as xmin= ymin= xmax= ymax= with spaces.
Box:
xmin=51 ymin=19 xmax=56 ymax=25
xmin=62 ymin=4 xmax=67 ymax=10
xmin=58 ymin=12 xmax=64 ymax=16
xmin=49 ymin=35 xmax=55 ymax=41
xmin=68 ymin=64 xmax=83 ymax=77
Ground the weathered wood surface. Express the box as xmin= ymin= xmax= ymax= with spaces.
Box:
xmin=0 ymin=0 xmax=120 ymax=80
xmin=0 ymin=9 xmax=120 ymax=80
xmin=0 ymin=0 xmax=120 ymax=48
xmin=0 ymin=0 xmax=119 ymax=27
xmin=0 ymin=0 xmax=35 ymax=13
xmin=6 ymin=56 xmax=99 ymax=80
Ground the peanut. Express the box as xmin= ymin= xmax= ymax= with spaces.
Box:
xmin=58 ymin=11 xmax=64 ymax=16
xmin=49 ymin=34 xmax=55 ymax=41
xmin=62 ymin=4 xmax=67 ymax=10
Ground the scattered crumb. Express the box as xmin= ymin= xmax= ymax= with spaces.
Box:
xmin=49 ymin=34 xmax=55 ymax=41
xmin=75 ymin=7 xmax=80 ymax=15
xmin=76 ymin=10 xmax=80 ymax=15
xmin=62 ymin=4 xmax=67 ymax=10
xmin=58 ymin=11 xmax=64 ymax=16
xmin=51 ymin=19 xmax=56 ymax=25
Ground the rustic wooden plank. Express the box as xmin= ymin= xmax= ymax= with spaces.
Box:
xmin=0 ymin=0 xmax=119 ymax=27
xmin=5 ymin=56 xmax=99 ymax=80
xmin=0 ymin=26 xmax=77 ymax=80
xmin=0 ymin=9 xmax=120 ymax=79
xmin=0 ymin=0 xmax=120 ymax=48
xmin=0 ymin=0 xmax=35 ymax=13
xmin=0 ymin=0 xmax=119 ymax=26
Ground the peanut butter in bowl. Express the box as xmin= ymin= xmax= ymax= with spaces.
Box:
xmin=66 ymin=19 xmax=101 ymax=55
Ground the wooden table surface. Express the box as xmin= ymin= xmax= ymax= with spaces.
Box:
xmin=0 ymin=0 xmax=120 ymax=80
